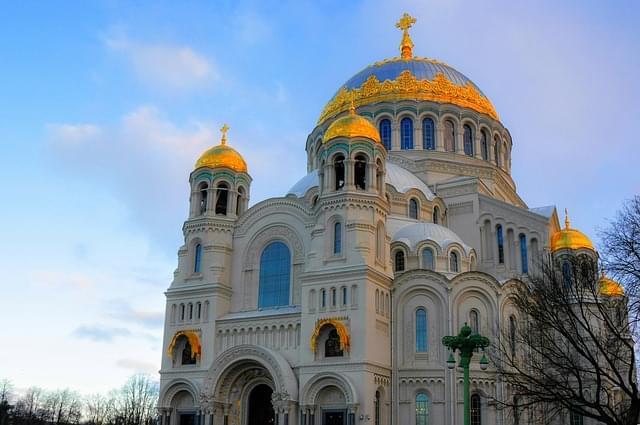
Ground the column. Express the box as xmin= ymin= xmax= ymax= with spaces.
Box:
xmin=415 ymin=121 xmax=423 ymax=150
xmin=391 ymin=122 xmax=400 ymax=151
xmin=367 ymin=163 xmax=376 ymax=191
xmin=488 ymin=141 xmax=496 ymax=166
xmin=455 ymin=122 xmax=464 ymax=154
xmin=228 ymin=188 xmax=237 ymax=217
xmin=344 ymin=159 xmax=354 ymax=190
xmin=436 ymin=120 xmax=445 ymax=151
xmin=474 ymin=130 xmax=483 ymax=160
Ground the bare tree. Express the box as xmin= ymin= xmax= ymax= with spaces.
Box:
xmin=115 ymin=375 xmax=158 ymax=425
xmin=0 ymin=379 xmax=14 ymax=425
xmin=14 ymin=387 xmax=45 ymax=425
xmin=84 ymin=393 xmax=116 ymax=425
xmin=493 ymin=254 xmax=638 ymax=425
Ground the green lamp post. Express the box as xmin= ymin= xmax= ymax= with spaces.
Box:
xmin=442 ymin=323 xmax=490 ymax=425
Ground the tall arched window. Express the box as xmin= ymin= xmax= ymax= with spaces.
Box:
xmin=194 ymin=243 xmax=202 ymax=273
xmin=422 ymin=248 xmax=434 ymax=270
xmin=342 ymin=286 xmax=348 ymax=306
xmin=463 ymin=124 xmax=474 ymax=156
xmin=374 ymin=391 xmax=381 ymax=425
xmin=400 ymin=117 xmax=414 ymax=150
xmin=519 ymin=234 xmax=528 ymax=274
xmin=509 ymin=315 xmax=517 ymax=357
xmin=471 ymin=394 xmax=481 ymax=425
xmin=449 ymin=251 xmax=459 ymax=272
xmin=215 ymin=183 xmax=229 ymax=215
xmin=198 ymin=183 xmax=208 ymax=215
xmin=481 ymin=130 xmax=489 ymax=160
xmin=320 ymin=288 xmax=326 ymax=308
xmin=334 ymin=222 xmax=342 ymax=255
xmin=376 ymin=222 xmax=385 ymax=261
xmin=444 ymin=120 xmax=456 ymax=152
xmin=415 ymin=393 xmax=429 ymax=425
xmin=334 ymin=154 xmax=345 ymax=190
xmin=497 ymin=225 xmax=505 ymax=264
xmin=394 ymin=251 xmax=405 ymax=272
xmin=354 ymin=154 xmax=367 ymax=190
xmin=379 ymin=119 xmax=391 ymax=150
xmin=494 ymin=137 xmax=501 ymax=166
xmin=409 ymin=198 xmax=419 ymax=219
xmin=570 ymin=411 xmax=584 ymax=425
xmin=470 ymin=310 xmax=479 ymax=334
xmin=432 ymin=206 xmax=440 ymax=224
xmin=258 ymin=242 xmax=291 ymax=308
xmin=416 ymin=308 xmax=428 ymax=352
xmin=562 ymin=260 xmax=572 ymax=289
xmin=422 ymin=117 xmax=435 ymax=150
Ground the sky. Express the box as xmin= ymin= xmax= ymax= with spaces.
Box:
xmin=1 ymin=0 xmax=639 ymax=395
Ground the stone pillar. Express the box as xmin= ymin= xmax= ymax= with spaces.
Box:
xmin=474 ymin=130 xmax=483 ymax=160
xmin=367 ymin=163 xmax=376 ymax=191
xmin=344 ymin=159 xmax=354 ymax=191
xmin=455 ymin=122 xmax=464 ymax=154
xmin=415 ymin=121 xmax=423 ymax=150
xmin=391 ymin=122 xmax=400 ymax=151
xmin=436 ymin=120 xmax=445 ymax=151
xmin=489 ymin=141 xmax=496 ymax=166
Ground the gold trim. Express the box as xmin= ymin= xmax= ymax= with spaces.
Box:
xmin=310 ymin=319 xmax=350 ymax=353
xmin=167 ymin=330 xmax=202 ymax=360
xmin=318 ymin=71 xmax=499 ymax=124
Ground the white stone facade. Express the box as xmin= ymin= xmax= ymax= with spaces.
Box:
xmin=158 ymin=49 xmax=574 ymax=425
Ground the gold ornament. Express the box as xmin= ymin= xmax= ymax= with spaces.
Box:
xmin=167 ymin=330 xmax=202 ymax=359
xmin=598 ymin=272 xmax=624 ymax=297
xmin=323 ymin=98 xmax=381 ymax=144
xmin=194 ymin=124 xmax=248 ymax=173
xmin=396 ymin=12 xmax=417 ymax=59
xmin=310 ymin=318 xmax=350 ymax=353
xmin=318 ymin=70 xmax=499 ymax=125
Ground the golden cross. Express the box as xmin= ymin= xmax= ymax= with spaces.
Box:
xmin=396 ymin=12 xmax=416 ymax=32
xmin=220 ymin=123 xmax=229 ymax=144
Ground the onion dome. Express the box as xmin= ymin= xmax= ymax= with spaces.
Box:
xmin=551 ymin=209 xmax=595 ymax=252
xmin=598 ymin=272 xmax=624 ymax=297
xmin=323 ymin=102 xmax=381 ymax=144
xmin=195 ymin=124 xmax=248 ymax=173
xmin=318 ymin=13 xmax=498 ymax=125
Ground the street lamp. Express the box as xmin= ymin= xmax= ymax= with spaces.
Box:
xmin=442 ymin=323 xmax=490 ymax=425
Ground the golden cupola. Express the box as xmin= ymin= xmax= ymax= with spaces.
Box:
xmin=598 ymin=272 xmax=625 ymax=297
xmin=323 ymin=101 xmax=381 ymax=144
xmin=551 ymin=209 xmax=595 ymax=252
xmin=195 ymin=124 xmax=248 ymax=173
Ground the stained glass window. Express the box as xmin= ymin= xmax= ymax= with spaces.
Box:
xmin=416 ymin=393 xmax=429 ymax=425
xmin=379 ymin=119 xmax=391 ymax=150
xmin=416 ymin=308 xmax=428 ymax=352
xmin=401 ymin=117 xmax=414 ymax=149
xmin=394 ymin=251 xmax=405 ymax=272
xmin=194 ymin=244 xmax=202 ymax=273
xmin=422 ymin=248 xmax=434 ymax=270
xmin=497 ymin=225 xmax=504 ymax=264
xmin=423 ymin=118 xmax=435 ymax=150
xmin=258 ymin=242 xmax=291 ymax=308
xmin=409 ymin=198 xmax=419 ymax=219
xmin=463 ymin=124 xmax=474 ymax=156
xmin=471 ymin=394 xmax=481 ymax=425
xmin=334 ymin=222 xmax=342 ymax=254
xmin=519 ymin=234 xmax=528 ymax=274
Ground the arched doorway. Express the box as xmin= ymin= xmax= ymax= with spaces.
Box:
xmin=248 ymin=384 xmax=275 ymax=425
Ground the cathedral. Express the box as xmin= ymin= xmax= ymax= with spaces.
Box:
xmin=157 ymin=13 xmax=624 ymax=425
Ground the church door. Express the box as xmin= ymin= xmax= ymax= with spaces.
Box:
xmin=323 ymin=410 xmax=345 ymax=425
xmin=248 ymin=384 xmax=275 ymax=425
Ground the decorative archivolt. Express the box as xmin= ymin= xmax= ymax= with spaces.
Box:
xmin=310 ymin=318 xmax=350 ymax=353
xmin=167 ymin=330 xmax=202 ymax=360
xmin=318 ymin=71 xmax=499 ymax=124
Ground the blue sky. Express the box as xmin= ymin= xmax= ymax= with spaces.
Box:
xmin=1 ymin=0 xmax=639 ymax=394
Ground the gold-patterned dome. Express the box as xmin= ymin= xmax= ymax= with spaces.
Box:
xmin=551 ymin=210 xmax=595 ymax=252
xmin=598 ymin=273 xmax=624 ymax=297
xmin=324 ymin=104 xmax=381 ymax=144
xmin=194 ymin=124 xmax=248 ymax=173
xmin=318 ymin=13 xmax=499 ymax=125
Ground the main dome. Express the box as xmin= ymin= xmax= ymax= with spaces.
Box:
xmin=317 ymin=15 xmax=498 ymax=124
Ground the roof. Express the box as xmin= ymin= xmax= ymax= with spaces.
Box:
xmin=529 ymin=205 xmax=555 ymax=218
xmin=392 ymin=222 xmax=473 ymax=255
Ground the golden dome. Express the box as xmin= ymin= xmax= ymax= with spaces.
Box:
xmin=551 ymin=209 xmax=595 ymax=252
xmin=194 ymin=124 xmax=248 ymax=173
xmin=598 ymin=273 xmax=624 ymax=297
xmin=324 ymin=103 xmax=381 ymax=144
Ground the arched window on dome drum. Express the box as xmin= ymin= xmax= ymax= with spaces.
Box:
xmin=481 ymin=130 xmax=489 ymax=160
xmin=400 ymin=117 xmax=414 ymax=150
xmin=409 ymin=198 xmax=419 ymax=219
xmin=463 ymin=124 xmax=474 ymax=156
xmin=416 ymin=307 xmax=428 ymax=352
xmin=379 ymin=119 xmax=392 ymax=150
xmin=445 ymin=120 xmax=456 ymax=152
xmin=198 ymin=183 xmax=208 ymax=215
xmin=415 ymin=393 xmax=429 ymax=425
xmin=509 ymin=315 xmax=517 ymax=357
xmin=562 ymin=260 xmax=572 ymax=289
xmin=449 ymin=251 xmax=459 ymax=272
xmin=194 ymin=244 xmax=202 ymax=273
xmin=354 ymin=154 xmax=367 ymax=190
xmin=258 ymin=241 xmax=291 ymax=309
xmin=422 ymin=248 xmax=434 ymax=270
xmin=471 ymin=394 xmax=481 ymax=425
xmin=496 ymin=225 xmax=505 ymax=264
xmin=519 ymin=234 xmax=528 ymax=274
xmin=494 ymin=137 xmax=501 ymax=166
xmin=215 ymin=182 xmax=229 ymax=215
xmin=334 ymin=222 xmax=342 ymax=255
xmin=433 ymin=206 xmax=440 ymax=224
xmin=394 ymin=251 xmax=405 ymax=272
xmin=422 ymin=117 xmax=435 ymax=150
xmin=334 ymin=154 xmax=345 ymax=190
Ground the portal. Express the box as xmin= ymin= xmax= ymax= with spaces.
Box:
xmin=248 ymin=384 xmax=275 ymax=425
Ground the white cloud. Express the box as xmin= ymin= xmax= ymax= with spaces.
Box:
xmin=31 ymin=270 xmax=97 ymax=289
xmin=72 ymin=325 xmax=131 ymax=342
xmin=47 ymin=124 xmax=102 ymax=147
xmin=115 ymin=358 xmax=158 ymax=375
xmin=105 ymin=35 xmax=217 ymax=91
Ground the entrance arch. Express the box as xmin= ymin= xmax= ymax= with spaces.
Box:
xmin=301 ymin=373 xmax=358 ymax=425
xmin=248 ymin=384 xmax=275 ymax=425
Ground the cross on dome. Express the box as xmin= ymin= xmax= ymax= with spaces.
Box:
xmin=396 ymin=12 xmax=417 ymax=59
xmin=220 ymin=123 xmax=230 ymax=145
